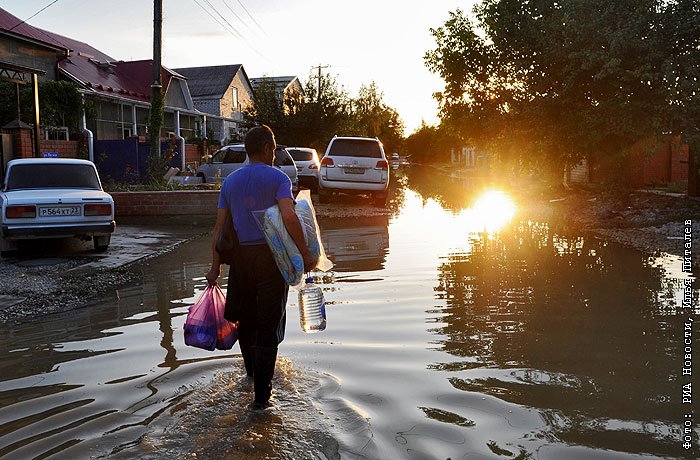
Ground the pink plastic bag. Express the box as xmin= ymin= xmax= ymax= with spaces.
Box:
xmin=184 ymin=285 xmax=238 ymax=351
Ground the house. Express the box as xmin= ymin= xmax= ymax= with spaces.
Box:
xmin=174 ymin=64 xmax=254 ymax=143
xmin=0 ymin=6 xmax=234 ymax=168
xmin=250 ymin=75 xmax=304 ymax=112
xmin=451 ymin=145 xmax=489 ymax=172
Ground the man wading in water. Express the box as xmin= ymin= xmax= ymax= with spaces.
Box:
xmin=206 ymin=125 xmax=316 ymax=409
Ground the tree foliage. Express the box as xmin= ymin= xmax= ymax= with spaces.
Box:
xmin=0 ymin=80 xmax=84 ymax=130
xmin=424 ymin=0 xmax=700 ymax=178
xmin=350 ymin=82 xmax=405 ymax=154
xmin=404 ymin=121 xmax=458 ymax=163
xmin=245 ymin=72 xmax=405 ymax=154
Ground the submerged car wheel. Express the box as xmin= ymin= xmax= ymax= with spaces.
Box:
xmin=197 ymin=172 xmax=206 ymax=184
xmin=94 ymin=235 xmax=111 ymax=252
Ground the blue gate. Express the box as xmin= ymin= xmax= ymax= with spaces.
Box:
xmin=95 ymin=139 xmax=182 ymax=184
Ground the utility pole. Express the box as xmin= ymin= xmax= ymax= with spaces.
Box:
xmin=149 ymin=0 xmax=163 ymax=162
xmin=311 ymin=64 xmax=330 ymax=104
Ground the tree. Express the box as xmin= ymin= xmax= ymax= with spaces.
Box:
xmin=425 ymin=1 xmax=699 ymax=182
xmin=404 ymin=121 xmax=457 ymax=163
xmin=244 ymin=77 xmax=285 ymax=134
xmin=244 ymin=71 xmax=406 ymax=154
xmin=351 ymin=82 xmax=405 ymax=154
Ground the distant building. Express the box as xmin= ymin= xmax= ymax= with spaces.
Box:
xmin=250 ymin=75 xmax=303 ymax=112
xmin=174 ymin=64 xmax=254 ymax=143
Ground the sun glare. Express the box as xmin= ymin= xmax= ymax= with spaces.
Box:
xmin=464 ymin=190 xmax=517 ymax=234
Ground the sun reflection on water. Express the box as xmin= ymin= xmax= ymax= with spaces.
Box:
xmin=462 ymin=190 xmax=517 ymax=234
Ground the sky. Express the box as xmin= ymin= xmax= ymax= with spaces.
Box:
xmin=3 ymin=0 xmax=478 ymax=135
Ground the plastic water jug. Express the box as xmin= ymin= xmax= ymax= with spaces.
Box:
xmin=298 ymin=277 xmax=326 ymax=332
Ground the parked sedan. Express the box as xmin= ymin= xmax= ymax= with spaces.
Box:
xmin=287 ymin=147 xmax=320 ymax=190
xmin=0 ymin=158 xmax=115 ymax=256
xmin=196 ymin=144 xmax=298 ymax=191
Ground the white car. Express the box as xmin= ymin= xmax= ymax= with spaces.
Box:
xmin=318 ymin=136 xmax=390 ymax=205
xmin=196 ymin=144 xmax=298 ymax=191
xmin=0 ymin=158 xmax=115 ymax=256
xmin=287 ymin=147 xmax=320 ymax=190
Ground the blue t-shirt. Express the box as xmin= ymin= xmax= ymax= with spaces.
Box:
xmin=218 ymin=162 xmax=293 ymax=245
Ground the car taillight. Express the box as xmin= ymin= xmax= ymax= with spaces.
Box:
xmin=6 ymin=205 xmax=36 ymax=219
xmin=320 ymin=157 xmax=334 ymax=167
xmin=84 ymin=204 xmax=112 ymax=216
xmin=309 ymin=164 xmax=319 ymax=169
xmin=375 ymin=160 xmax=389 ymax=169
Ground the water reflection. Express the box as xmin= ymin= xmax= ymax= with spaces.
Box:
xmin=320 ymin=215 xmax=389 ymax=272
xmin=432 ymin=219 xmax=697 ymax=456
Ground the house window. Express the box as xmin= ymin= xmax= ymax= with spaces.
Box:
xmin=232 ymin=87 xmax=239 ymax=110
xmin=45 ymin=127 xmax=69 ymax=141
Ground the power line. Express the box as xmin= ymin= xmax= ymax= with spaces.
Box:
xmin=221 ymin=0 xmax=257 ymax=36
xmin=9 ymin=0 xmax=60 ymax=31
xmin=201 ymin=0 xmax=243 ymax=38
xmin=190 ymin=0 xmax=268 ymax=60
xmin=191 ymin=0 xmax=241 ymax=39
xmin=235 ymin=0 xmax=265 ymax=35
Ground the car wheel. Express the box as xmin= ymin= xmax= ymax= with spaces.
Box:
xmin=0 ymin=236 xmax=17 ymax=257
xmin=197 ymin=173 xmax=206 ymax=184
xmin=94 ymin=235 xmax=111 ymax=252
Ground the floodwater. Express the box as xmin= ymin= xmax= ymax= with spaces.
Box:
xmin=0 ymin=168 xmax=698 ymax=459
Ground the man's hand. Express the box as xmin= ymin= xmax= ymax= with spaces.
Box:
xmin=302 ymin=250 xmax=318 ymax=273
xmin=206 ymin=265 xmax=220 ymax=285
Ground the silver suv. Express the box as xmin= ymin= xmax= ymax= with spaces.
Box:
xmin=196 ymin=144 xmax=298 ymax=191
xmin=318 ymin=136 xmax=389 ymax=205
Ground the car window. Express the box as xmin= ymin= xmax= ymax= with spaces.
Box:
xmin=274 ymin=149 xmax=294 ymax=166
xmin=328 ymin=139 xmax=382 ymax=158
xmin=6 ymin=164 xmax=101 ymax=190
xmin=289 ymin=149 xmax=314 ymax=161
xmin=212 ymin=149 xmax=227 ymax=163
xmin=223 ymin=149 xmax=246 ymax=163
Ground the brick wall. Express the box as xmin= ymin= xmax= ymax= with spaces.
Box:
xmin=15 ymin=129 xmax=34 ymax=158
xmin=185 ymin=143 xmax=201 ymax=166
xmin=39 ymin=140 xmax=81 ymax=158
xmin=109 ymin=190 xmax=220 ymax=216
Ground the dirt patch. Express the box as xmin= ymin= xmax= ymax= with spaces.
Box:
xmin=535 ymin=188 xmax=700 ymax=269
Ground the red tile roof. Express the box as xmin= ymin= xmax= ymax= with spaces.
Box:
xmin=0 ymin=7 xmax=66 ymax=51
xmin=1 ymin=7 xmax=182 ymax=104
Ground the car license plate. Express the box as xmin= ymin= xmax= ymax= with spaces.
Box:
xmin=344 ymin=167 xmax=364 ymax=174
xmin=39 ymin=206 xmax=81 ymax=217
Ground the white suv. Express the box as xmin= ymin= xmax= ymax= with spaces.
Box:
xmin=318 ymin=136 xmax=389 ymax=205
xmin=196 ymin=144 xmax=298 ymax=191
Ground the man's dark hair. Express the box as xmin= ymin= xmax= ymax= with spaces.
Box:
xmin=244 ymin=125 xmax=275 ymax=158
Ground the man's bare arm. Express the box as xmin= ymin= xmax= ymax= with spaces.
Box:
xmin=206 ymin=207 xmax=229 ymax=285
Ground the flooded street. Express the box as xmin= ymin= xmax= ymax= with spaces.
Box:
xmin=0 ymin=170 xmax=698 ymax=459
